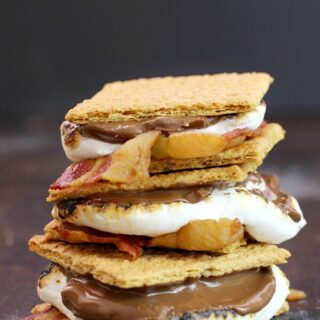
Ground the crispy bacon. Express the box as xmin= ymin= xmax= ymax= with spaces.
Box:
xmin=50 ymin=131 xmax=160 ymax=190
xmin=223 ymin=122 xmax=266 ymax=141
xmin=50 ymin=159 xmax=95 ymax=190
xmin=46 ymin=221 xmax=150 ymax=260
xmin=223 ymin=128 xmax=250 ymax=140
xmin=86 ymin=156 xmax=113 ymax=184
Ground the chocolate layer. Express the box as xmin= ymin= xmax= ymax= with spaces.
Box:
xmin=61 ymin=267 xmax=275 ymax=320
xmin=59 ymin=185 xmax=215 ymax=209
xmin=62 ymin=115 xmax=226 ymax=145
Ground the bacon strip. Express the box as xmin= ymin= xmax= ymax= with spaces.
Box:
xmin=50 ymin=159 xmax=95 ymax=190
xmin=50 ymin=131 xmax=160 ymax=190
xmin=45 ymin=221 xmax=150 ymax=260
xmin=223 ymin=122 xmax=266 ymax=141
xmin=223 ymin=128 xmax=250 ymax=140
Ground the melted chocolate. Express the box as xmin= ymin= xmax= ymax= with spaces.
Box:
xmin=61 ymin=267 xmax=275 ymax=320
xmin=239 ymin=172 xmax=301 ymax=222
xmin=62 ymin=115 xmax=224 ymax=144
xmin=57 ymin=185 xmax=216 ymax=216
xmin=80 ymin=185 xmax=214 ymax=207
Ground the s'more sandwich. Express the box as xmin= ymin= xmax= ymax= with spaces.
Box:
xmin=27 ymin=73 xmax=306 ymax=320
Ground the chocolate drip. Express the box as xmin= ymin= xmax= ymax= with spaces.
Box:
xmin=61 ymin=267 xmax=275 ymax=320
xmin=239 ymin=172 xmax=301 ymax=222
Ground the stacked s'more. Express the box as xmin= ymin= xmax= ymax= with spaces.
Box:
xmin=27 ymin=73 xmax=306 ymax=320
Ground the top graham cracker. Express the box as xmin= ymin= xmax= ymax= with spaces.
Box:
xmin=65 ymin=73 xmax=273 ymax=123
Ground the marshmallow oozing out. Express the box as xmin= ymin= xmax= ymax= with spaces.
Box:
xmin=53 ymin=174 xmax=306 ymax=245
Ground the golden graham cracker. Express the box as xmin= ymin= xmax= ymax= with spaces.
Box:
xmin=65 ymin=73 xmax=273 ymax=123
xmin=150 ymin=122 xmax=285 ymax=173
xmin=29 ymin=235 xmax=290 ymax=288
xmin=47 ymin=163 xmax=256 ymax=202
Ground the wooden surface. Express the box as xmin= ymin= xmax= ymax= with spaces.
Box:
xmin=0 ymin=118 xmax=319 ymax=319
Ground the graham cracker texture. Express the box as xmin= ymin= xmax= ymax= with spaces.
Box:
xmin=150 ymin=123 xmax=285 ymax=173
xmin=29 ymin=235 xmax=290 ymax=288
xmin=65 ymin=73 xmax=273 ymax=123
xmin=48 ymin=163 xmax=256 ymax=202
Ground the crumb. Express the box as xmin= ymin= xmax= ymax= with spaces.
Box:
xmin=287 ymin=289 xmax=307 ymax=302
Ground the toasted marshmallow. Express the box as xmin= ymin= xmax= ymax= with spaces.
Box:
xmin=53 ymin=174 xmax=306 ymax=244
xmin=37 ymin=267 xmax=78 ymax=320
xmin=62 ymin=104 xmax=266 ymax=162
xmin=37 ymin=265 xmax=289 ymax=320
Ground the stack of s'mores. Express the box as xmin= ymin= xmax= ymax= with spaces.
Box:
xmin=27 ymin=73 xmax=306 ymax=320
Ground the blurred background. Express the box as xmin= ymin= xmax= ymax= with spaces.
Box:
xmin=1 ymin=1 xmax=319 ymax=319
xmin=2 ymin=0 xmax=320 ymax=121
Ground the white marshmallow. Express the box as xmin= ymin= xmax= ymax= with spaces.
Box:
xmin=37 ymin=269 xmax=80 ymax=320
xmin=57 ymin=177 xmax=306 ymax=244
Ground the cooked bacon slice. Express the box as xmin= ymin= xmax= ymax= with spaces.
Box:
xmin=99 ymin=131 xmax=160 ymax=183
xmin=45 ymin=220 xmax=150 ymax=260
xmin=50 ymin=159 xmax=95 ymax=190
xmin=45 ymin=218 xmax=245 ymax=259
xmin=87 ymin=156 xmax=113 ymax=183
xmin=221 ymin=123 xmax=266 ymax=150
xmin=223 ymin=122 xmax=266 ymax=141
xmin=50 ymin=131 xmax=160 ymax=190
xmin=223 ymin=128 xmax=250 ymax=140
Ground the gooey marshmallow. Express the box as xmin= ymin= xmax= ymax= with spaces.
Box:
xmin=62 ymin=104 xmax=266 ymax=162
xmin=53 ymin=175 xmax=306 ymax=244
xmin=37 ymin=265 xmax=289 ymax=320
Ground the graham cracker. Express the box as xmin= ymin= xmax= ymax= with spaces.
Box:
xmin=48 ymin=163 xmax=256 ymax=202
xmin=29 ymin=235 xmax=290 ymax=288
xmin=65 ymin=73 xmax=273 ymax=123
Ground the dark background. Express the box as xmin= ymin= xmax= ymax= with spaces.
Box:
xmin=1 ymin=0 xmax=320 ymax=122
xmin=1 ymin=1 xmax=320 ymax=319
